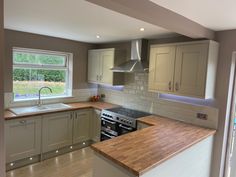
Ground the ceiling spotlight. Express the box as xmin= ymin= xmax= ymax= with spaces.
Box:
xmin=140 ymin=28 xmax=145 ymax=31
xmin=96 ymin=35 xmax=101 ymax=39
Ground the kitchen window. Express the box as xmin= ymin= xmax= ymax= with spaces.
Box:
xmin=13 ymin=48 xmax=73 ymax=101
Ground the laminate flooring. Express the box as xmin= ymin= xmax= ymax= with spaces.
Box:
xmin=6 ymin=147 xmax=94 ymax=177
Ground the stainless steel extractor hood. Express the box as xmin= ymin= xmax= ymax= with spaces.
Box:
xmin=111 ymin=39 xmax=149 ymax=73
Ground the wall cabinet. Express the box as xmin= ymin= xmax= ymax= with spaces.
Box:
xmin=5 ymin=116 xmax=41 ymax=163
xmin=73 ymin=109 xmax=91 ymax=144
xmin=42 ymin=112 xmax=73 ymax=153
xmin=91 ymin=109 xmax=101 ymax=142
xmin=148 ymin=40 xmax=219 ymax=99
xmin=88 ymin=48 xmax=125 ymax=85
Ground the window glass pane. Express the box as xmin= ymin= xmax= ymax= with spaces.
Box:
xmin=13 ymin=51 xmax=66 ymax=66
xmin=13 ymin=68 xmax=67 ymax=100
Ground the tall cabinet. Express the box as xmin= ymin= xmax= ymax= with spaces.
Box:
xmin=148 ymin=40 xmax=219 ymax=99
xmin=88 ymin=48 xmax=125 ymax=85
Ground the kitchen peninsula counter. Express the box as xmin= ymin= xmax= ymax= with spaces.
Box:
xmin=91 ymin=115 xmax=216 ymax=177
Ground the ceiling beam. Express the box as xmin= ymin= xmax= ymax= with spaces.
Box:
xmin=86 ymin=0 xmax=215 ymax=40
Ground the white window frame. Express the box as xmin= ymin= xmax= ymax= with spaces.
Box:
xmin=12 ymin=47 xmax=73 ymax=101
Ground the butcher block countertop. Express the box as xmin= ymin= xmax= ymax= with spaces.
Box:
xmin=4 ymin=101 xmax=118 ymax=120
xmin=91 ymin=115 xmax=216 ymax=176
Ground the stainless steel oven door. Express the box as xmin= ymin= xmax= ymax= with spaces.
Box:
xmin=118 ymin=123 xmax=136 ymax=135
xmin=101 ymin=131 xmax=116 ymax=141
xmin=101 ymin=117 xmax=118 ymax=141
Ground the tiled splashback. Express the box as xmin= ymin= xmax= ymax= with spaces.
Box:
xmin=5 ymin=73 xmax=219 ymax=129
xmin=98 ymin=73 xmax=219 ymax=129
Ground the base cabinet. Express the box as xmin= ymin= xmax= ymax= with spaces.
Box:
xmin=42 ymin=112 xmax=73 ymax=153
xmin=91 ymin=109 xmax=101 ymax=142
xmin=5 ymin=108 xmax=98 ymax=168
xmin=73 ymin=109 xmax=91 ymax=144
xmin=5 ymin=116 xmax=41 ymax=163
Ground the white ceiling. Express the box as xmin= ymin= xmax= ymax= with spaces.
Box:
xmin=150 ymin=0 xmax=236 ymax=31
xmin=4 ymin=0 xmax=174 ymax=43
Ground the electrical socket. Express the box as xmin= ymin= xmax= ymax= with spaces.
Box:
xmin=196 ymin=113 xmax=208 ymax=120
xmin=100 ymin=94 xmax=106 ymax=98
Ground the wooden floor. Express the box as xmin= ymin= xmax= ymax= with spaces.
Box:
xmin=6 ymin=147 xmax=94 ymax=177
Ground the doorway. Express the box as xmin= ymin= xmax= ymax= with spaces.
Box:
xmin=224 ymin=52 xmax=236 ymax=177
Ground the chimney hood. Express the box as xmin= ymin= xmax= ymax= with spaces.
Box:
xmin=111 ymin=39 xmax=149 ymax=73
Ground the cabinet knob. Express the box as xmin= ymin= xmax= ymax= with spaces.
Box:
xmin=175 ymin=82 xmax=179 ymax=91
xmin=19 ymin=120 xmax=26 ymax=124
xmin=96 ymin=75 xmax=99 ymax=81
xmin=168 ymin=81 xmax=172 ymax=91
xmin=70 ymin=113 xmax=73 ymax=119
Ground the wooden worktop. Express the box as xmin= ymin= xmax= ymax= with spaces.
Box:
xmin=91 ymin=115 xmax=216 ymax=176
xmin=4 ymin=101 xmax=118 ymax=120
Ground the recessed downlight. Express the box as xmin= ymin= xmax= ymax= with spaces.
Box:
xmin=96 ymin=35 xmax=101 ymax=39
xmin=10 ymin=163 xmax=14 ymax=166
xmin=140 ymin=28 xmax=145 ymax=31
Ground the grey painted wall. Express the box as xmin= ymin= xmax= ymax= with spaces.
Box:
xmin=0 ymin=0 xmax=5 ymax=176
xmin=4 ymin=30 xmax=96 ymax=92
xmin=2 ymin=27 xmax=235 ymax=177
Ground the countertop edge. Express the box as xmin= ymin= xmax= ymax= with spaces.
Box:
xmin=4 ymin=102 xmax=118 ymax=120
xmin=137 ymin=130 xmax=216 ymax=175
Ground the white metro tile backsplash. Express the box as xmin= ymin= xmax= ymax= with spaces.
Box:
xmin=5 ymin=72 xmax=219 ymax=129
xmin=4 ymin=88 xmax=98 ymax=108
xmin=98 ymin=73 xmax=219 ymax=129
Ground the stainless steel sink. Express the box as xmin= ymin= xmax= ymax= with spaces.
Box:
xmin=9 ymin=103 xmax=71 ymax=115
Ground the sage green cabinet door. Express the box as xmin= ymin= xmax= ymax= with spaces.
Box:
xmin=91 ymin=109 xmax=101 ymax=142
xmin=88 ymin=50 xmax=101 ymax=83
xmin=73 ymin=110 xmax=91 ymax=144
xmin=42 ymin=112 xmax=73 ymax=153
xmin=148 ymin=46 xmax=176 ymax=92
xmin=100 ymin=50 xmax=114 ymax=85
xmin=174 ymin=43 xmax=208 ymax=97
xmin=5 ymin=116 xmax=41 ymax=163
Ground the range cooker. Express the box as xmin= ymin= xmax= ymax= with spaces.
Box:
xmin=100 ymin=107 xmax=150 ymax=141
